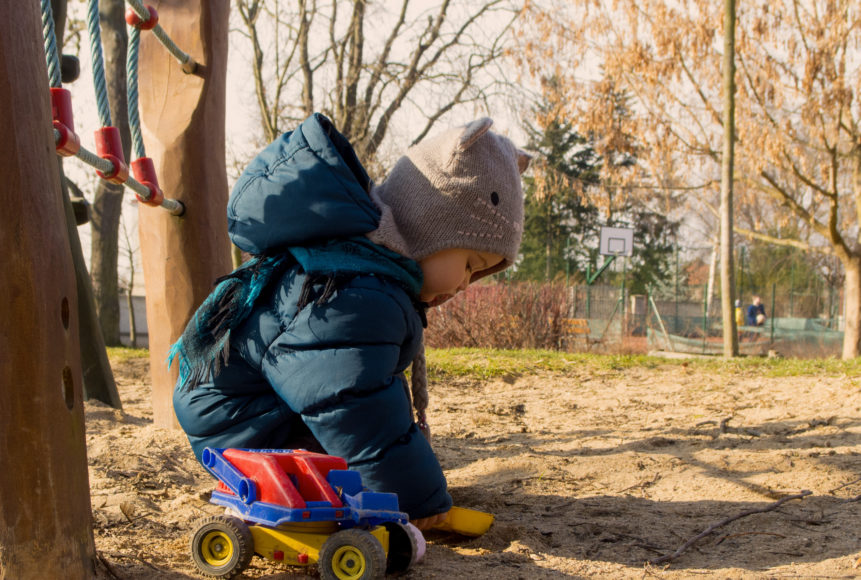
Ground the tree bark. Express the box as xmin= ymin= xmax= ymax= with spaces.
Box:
xmin=0 ymin=3 xmax=95 ymax=576
xmin=719 ymin=0 xmax=738 ymax=356
xmin=138 ymin=0 xmax=232 ymax=428
xmin=90 ymin=0 xmax=132 ymax=346
xmin=842 ymin=256 xmax=861 ymax=359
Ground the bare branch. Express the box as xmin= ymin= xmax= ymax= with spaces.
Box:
xmin=734 ymin=228 xmax=832 ymax=255
xmin=650 ymin=491 xmax=812 ymax=565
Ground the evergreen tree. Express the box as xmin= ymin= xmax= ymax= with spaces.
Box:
xmin=516 ymin=116 xmax=600 ymax=282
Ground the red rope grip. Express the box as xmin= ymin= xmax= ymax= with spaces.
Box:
xmin=51 ymin=88 xmax=80 ymax=157
xmin=125 ymin=5 xmax=159 ymax=30
xmin=131 ymin=157 xmax=164 ymax=206
xmin=94 ymin=127 xmax=129 ymax=184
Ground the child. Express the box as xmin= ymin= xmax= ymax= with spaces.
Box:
xmin=170 ymin=113 xmax=529 ymax=529
xmin=746 ymin=295 xmax=766 ymax=326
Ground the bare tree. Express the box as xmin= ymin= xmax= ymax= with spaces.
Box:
xmin=89 ymin=0 xmax=132 ymax=346
xmin=233 ymin=0 xmax=522 ymax=173
xmin=119 ymin=207 xmax=140 ymax=348
xmin=520 ymin=0 xmax=861 ymax=358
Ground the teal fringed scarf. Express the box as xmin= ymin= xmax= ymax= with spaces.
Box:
xmin=168 ymin=237 xmax=422 ymax=392
xmin=168 ymin=254 xmax=292 ymax=391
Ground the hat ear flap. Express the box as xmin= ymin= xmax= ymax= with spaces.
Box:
xmin=516 ymin=149 xmax=532 ymax=174
xmin=458 ymin=117 xmax=494 ymax=150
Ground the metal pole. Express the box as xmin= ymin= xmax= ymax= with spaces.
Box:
xmin=789 ymin=263 xmax=795 ymax=317
xmin=703 ymin=283 xmax=709 ymax=354
xmin=675 ymin=240 xmax=680 ymax=334
xmin=770 ymin=282 xmax=776 ymax=343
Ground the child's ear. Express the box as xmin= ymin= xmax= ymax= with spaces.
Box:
xmin=516 ymin=149 xmax=532 ymax=174
xmin=458 ymin=117 xmax=494 ymax=150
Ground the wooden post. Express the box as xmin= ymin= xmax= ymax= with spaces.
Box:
xmin=138 ymin=0 xmax=232 ymax=428
xmin=0 ymin=3 xmax=95 ymax=577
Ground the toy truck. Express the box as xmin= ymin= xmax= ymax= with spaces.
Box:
xmin=190 ymin=447 xmax=422 ymax=579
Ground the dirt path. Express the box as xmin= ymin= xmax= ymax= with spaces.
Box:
xmin=88 ymin=355 xmax=861 ymax=579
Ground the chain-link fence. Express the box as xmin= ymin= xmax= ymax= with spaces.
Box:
xmin=562 ymin=283 xmax=844 ymax=357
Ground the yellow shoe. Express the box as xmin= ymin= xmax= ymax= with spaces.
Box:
xmin=432 ymin=506 xmax=494 ymax=537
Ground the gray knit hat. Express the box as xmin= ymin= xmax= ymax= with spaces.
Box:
xmin=368 ymin=117 xmax=530 ymax=281
xmin=367 ymin=118 xmax=530 ymax=440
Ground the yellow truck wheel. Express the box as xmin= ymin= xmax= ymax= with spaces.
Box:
xmin=319 ymin=529 xmax=386 ymax=580
xmin=191 ymin=515 xmax=254 ymax=578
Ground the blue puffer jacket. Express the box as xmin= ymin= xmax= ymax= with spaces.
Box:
xmin=173 ymin=114 xmax=452 ymax=519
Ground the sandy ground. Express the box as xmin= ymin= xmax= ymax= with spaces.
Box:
xmin=88 ymin=354 xmax=861 ymax=579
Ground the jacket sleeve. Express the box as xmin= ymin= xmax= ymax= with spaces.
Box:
xmin=260 ymin=279 xmax=452 ymax=519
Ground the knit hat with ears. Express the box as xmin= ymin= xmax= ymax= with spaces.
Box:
xmin=367 ymin=118 xmax=531 ymax=438
xmin=368 ymin=117 xmax=531 ymax=282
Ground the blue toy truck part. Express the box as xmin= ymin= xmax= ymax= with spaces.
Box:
xmin=200 ymin=447 xmax=408 ymax=529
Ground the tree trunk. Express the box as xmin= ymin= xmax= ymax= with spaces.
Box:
xmin=842 ymin=256 xmax=861 ymax=359
xmin=0 ymin=3 xmax=95 ymax=576
xmin=54 ymin=0 xmax=121 ymax=408
xmin=138 ymin=0 xmax=232 ymax=428
xmin=719 ymin=0 xmax=739 ymax=356
xmin=90 ymin=0 xmax=132 ymax=346
xmin=127 ymin=264 xmax=138 ymax=348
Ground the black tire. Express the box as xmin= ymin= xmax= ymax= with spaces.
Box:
xmin=383 ymin=522 xmax=418 ymax=576
xmin=319 ymin=528 xmax=386 ymax=580
xmin=190 ymin=515 xmax=254 ymax=578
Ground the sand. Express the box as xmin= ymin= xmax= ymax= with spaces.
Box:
xmin=87 ymin=354 xmax=861 ymax=579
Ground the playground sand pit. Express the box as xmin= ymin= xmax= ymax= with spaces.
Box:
xmin=87 ymin=354 xmax=861 ymax=579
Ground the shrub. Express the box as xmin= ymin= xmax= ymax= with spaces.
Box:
xmin=425 ymin=282 xmax=570 ymax=350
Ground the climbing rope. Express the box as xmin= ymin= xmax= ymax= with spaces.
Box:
xmin=39 ymin=0 xmax=191 ymax=216
xmin=126 ymin=26 xmax=145 ymax=160
xmin=86 ymin=0 xmax=112 ymax=127
xmin=125 ymin=0 xmax=198 ymax=74
xmin=40 ymin=0 xmax=62 ymax=88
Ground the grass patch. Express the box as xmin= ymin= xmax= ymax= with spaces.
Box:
xmin=685 ymin=355 xmax=861 ymax=377
xmin=426 ymin=348 xmax=664 ymax=380
xmin=426 ymin=347 xmax=861 ymax=381
xmin=103 ymin=346 xmax=859 ymax=380
xmin=106 ymin=346 xmax=149 ymax=364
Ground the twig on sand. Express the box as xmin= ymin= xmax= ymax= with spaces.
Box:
xmin=649 ymin=490 xmax=812 ymax=565
xmin=715 ymin=531 xmax=786 ymax=544
xmin=105 ymin=551 xmax=170 ymax=574
xmin=828 ymin=476 xmax=861 ymax=494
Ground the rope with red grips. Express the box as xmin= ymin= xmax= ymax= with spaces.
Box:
xmin=40 ymin=0 xmax=186 ymax=216
xmin=52 ymin=129 xmax=184 ymax=216
xmin=126 ymin=17 xmax=168 ymax=210
xmin=125 ymin=0 xmax=198 ymax=74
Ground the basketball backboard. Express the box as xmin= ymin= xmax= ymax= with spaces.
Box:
xmin=599 ymin=226 xmax=634 ymax=257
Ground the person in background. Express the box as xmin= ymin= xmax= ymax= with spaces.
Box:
xmin=735 ymin=299 xmax=744 ymax=328
xmin=746 ymin=295 xmax=767 ymax=326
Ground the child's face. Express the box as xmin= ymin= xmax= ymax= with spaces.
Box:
xmin=418 ymin=248 xmax=504 ymax=307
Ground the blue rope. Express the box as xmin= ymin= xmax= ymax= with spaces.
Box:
xmin=127 ymin=26 xmax=145 ymax=159
xmin=125 ymin=0 xmax=197 ymax=73
xmin=40 ymin=0 xmax=62 ymax=88
xmin=87 ymin=0 xmax=112 ymax=127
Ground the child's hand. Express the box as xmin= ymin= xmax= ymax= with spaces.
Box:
xmin=410 ymin=511 xmax=449 ymax=531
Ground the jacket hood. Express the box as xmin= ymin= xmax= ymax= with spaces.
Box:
xmin=228 ymin=113 xmax=381 ymax=255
